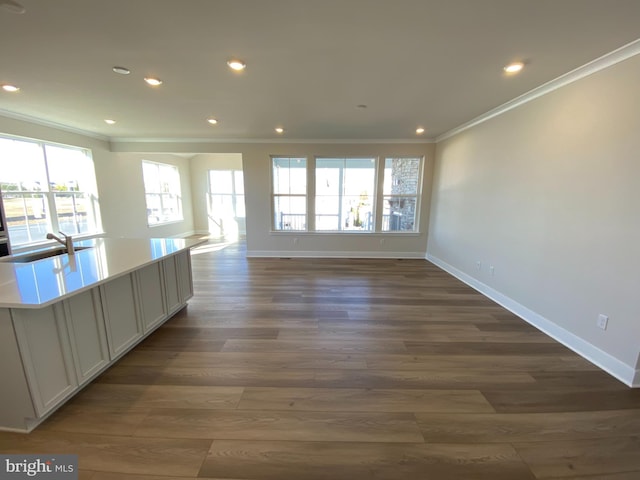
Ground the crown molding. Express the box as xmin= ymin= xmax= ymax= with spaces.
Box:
xmin=109 ymin=137 xmax=436 ymax=145
xmin=436 ymin=38 xmax=640 ymax=143
xmin=0 ymin=108 xmax=109 ymax=142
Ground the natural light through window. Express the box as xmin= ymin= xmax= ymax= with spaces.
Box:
xmin=0 ymin=135 xmax=101 ymax=247
xmin=315 ymin=157 xmax=376 ymax=231
xmin=272 ymin=157 xmax=307 ymax=231
xmin=381 ymin=157 xmax=422 ymax=232
xmin=208 ymin=169 xmax=246 ymax=238
xmin=142 ymin=161 xmax=183 ymax=226
xmin=270 ymin=155 xmax=423 ymax=234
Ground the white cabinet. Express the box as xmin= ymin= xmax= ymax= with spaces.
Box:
xmin=135 ymin=261 xmax=167 ymax=332
xmin=62 ymin=289 xmax=110 ymax=385
xmin=11 ymin=306 xmax=77 ymax=417
xmin=0 ymin=246 xmax=197 ymax=431
xmin=100 ymin=274 xmax=143 ymax=359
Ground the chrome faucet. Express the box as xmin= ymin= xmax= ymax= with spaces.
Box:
xmin=46 ymin=231 xmax=75 ymax=255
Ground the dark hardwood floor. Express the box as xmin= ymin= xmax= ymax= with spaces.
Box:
xmin=1 ymin=238 xmax=639 ymax=479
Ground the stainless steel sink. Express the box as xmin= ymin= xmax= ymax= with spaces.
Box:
xmin=1 ymin=246 xmax=92 ymax=263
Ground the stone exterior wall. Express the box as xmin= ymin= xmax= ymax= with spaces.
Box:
xmin=388 ymin=158 xmax=420 ymax=231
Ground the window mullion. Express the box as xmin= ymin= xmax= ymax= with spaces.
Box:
xmin=374 ymin=156 xmax=384 ymax=232
xmin=307 ymin=156 xmax=315 ymax=232
xmin=41 ymin=143 xmax=59 ymax=234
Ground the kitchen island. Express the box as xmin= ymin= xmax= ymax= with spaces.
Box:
xmin=0 ymin=237 xmax=205 ymax=432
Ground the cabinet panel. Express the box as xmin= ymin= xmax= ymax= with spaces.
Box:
xmin=177 ymin=251 xmax=194 ymax=303
xmin=63 ymin=289 xmax=110 ymax=385
xmin=136 ymin=262 xmax=167 ymax=332
xmin=11 ymin=306 xmax=77 ymax=417
xmin=101 ymin=274 xmax=143 ymax=358
xmin=163 ymin=256 xmax=182 ymax=315
xmin=0 ymin=309 xmax=37 ymax=430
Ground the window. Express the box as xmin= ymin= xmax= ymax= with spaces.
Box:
xmin=142 ymin=161 xmax=183 ymax=226
xmin=271 ymin=155 xmax=424 ymax=234
xmin=315 ymin=157 xmax=376 ymax=231
xmin=381 ymin=157 xmax=422 ymax=232
xmin=208 ymin=169 xmax=246 ymax=238
xmin=0 ymin=136 xmax=100 ymax=247
xmin=272 ymin=157 xmax=306 ymax=231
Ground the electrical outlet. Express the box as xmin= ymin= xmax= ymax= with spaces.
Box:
xmin=476 ymin=261 xmax=481 ymax=270
xmin=380 ymin=238 xmax=385 ymax=245
xmin=293 ymin=237 xmax=299 ymax=245
xmin=597 ymin=314 xmax=609 ymax=330
xmin=489 ymin=265 xmax=495 ymax=276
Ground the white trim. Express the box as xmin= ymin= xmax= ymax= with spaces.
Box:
xmin=426 ymin=253 xmax=638 ymax=388
xmin=0 ymin=109 xmax=109 ymax=142
xmin=110 ymin=137 xmax=435 ymax=145
xmin=436 ymin=38 xmax=640 ymax=142
xmin=247 ymin=250 xmax=425 ymax=259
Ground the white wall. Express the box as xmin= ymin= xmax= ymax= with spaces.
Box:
xmin=99 ymin=152 xmax=194 ymax=238
xmin=0 ymin=116 xmax=194 ymax=239
xmin=428 ymin=54 xmax=640 ymax=386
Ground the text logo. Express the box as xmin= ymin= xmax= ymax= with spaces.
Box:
xmin=0 ymin=455 xmax=77 ymax=479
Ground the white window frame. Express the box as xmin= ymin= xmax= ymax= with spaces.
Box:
xmin=0 ymin=134 xmax=101 ymax=248
xmin=142 ymin=160 xmax=183 ymax=226
xmin=271 ymin=156 xmax=308 ymax=231
xmin=270 ymin=155 xmax=424 ymax=234
xmin=380 ymin=156 xmax=424 ymax=233
xmin=315 ymin=156 xmax=378 ymax=232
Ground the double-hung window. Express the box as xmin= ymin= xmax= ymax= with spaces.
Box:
xmin=0 ymin=135 xmax=100 ymax=247
xmin=142 ymin=161 xmax=183 ymax=226
xmin=272 ymin=157 xmax=307 ymax=231
xmin=381 ymin=157 xmax=422 ymax=232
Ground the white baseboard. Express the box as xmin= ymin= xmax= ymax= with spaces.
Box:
xmin=426 ymin=253 xmax=638 ymax=388
xmin=247 ymin=250 xmax=426 ymax=259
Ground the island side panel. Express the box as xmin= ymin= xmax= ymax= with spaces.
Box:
xmin=0 ymin=309 xmax=37 ymax=431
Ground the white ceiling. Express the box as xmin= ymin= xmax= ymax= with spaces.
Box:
xmin=1 ymin=0 xmax=639 ymax=142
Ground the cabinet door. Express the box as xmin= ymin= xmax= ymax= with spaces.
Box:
xmin=11 ymin=306 xmax=78 ymax=417
xmin=176 ymin=251 xmax=194 ymax=303
xmin=101 ymin=274 xmax=143 ymax=359
xmin=136 ymin=261 xmax=168 ymax=332
xmin=162 ymin=256 xmax=182 ymax=315
xmin=63 ymin=289 xmax=110 ymax=385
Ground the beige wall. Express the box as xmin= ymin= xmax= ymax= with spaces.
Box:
xmin=115 ymin=141 xmax=435 ymax=257
xmin=428 ymin=55 xmax=640 ymax=384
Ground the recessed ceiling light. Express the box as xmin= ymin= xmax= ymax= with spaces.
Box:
xmin=227 ymin=59 xmax=246 ymax=71
xmin=1 ymin=84 xmax=20 ymax=92
xmin=416 ymin=127 xmax=425 ymax=134
xmin=144 ymin=77 xmax=163 ymax=86
xmin=0 ymin=1 xmax=26 ymax=14
xmin=207 ymin=118 xmax=218 ymax=125
xmin=112 ymin=66 xmax=131 ymax=75
xmin=275 ymin=127 xmax=284 ymax=134
xmin=504 ymin=62 xmax=524 ymax=74
xmin=104 ymin=119 xmax=116 ymax=125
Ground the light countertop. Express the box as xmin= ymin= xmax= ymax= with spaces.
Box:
xmin=0 ymin=237 xmax=205 ymax=309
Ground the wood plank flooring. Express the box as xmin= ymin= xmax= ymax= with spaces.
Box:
xmin=1 ymin=238 xmax=639 ymax=479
